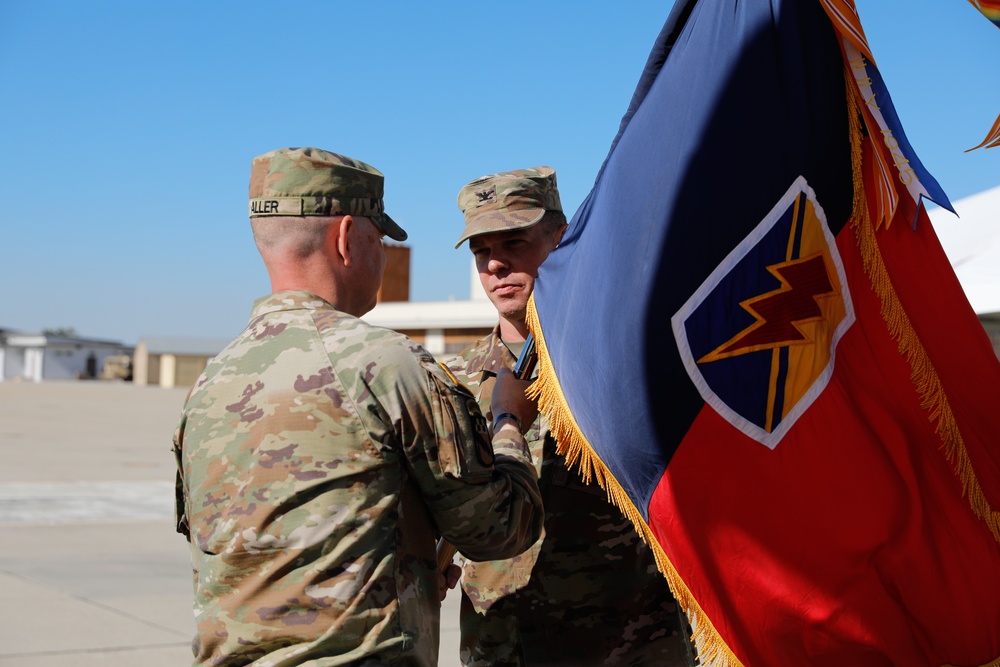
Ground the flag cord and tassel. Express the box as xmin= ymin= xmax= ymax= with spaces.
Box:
xmin=845 ymin=63 xmax=1000 ymax=547
xmin=525 ymin=298 xmax=745 ymax=667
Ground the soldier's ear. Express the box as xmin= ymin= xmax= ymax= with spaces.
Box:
xmin=553 ymin=223 xmax=568 ymax=248
xmin=334 ymin=215 xmax=354 ymax=268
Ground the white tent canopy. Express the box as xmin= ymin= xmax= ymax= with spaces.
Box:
xmin=929 ymin=184 xmax=1000 ymax=316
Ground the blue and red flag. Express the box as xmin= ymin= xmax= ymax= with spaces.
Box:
xmin=528 ymin=1 xmax=1000 ymax=664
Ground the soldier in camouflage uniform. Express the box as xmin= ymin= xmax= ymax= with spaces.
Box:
xmin=173 ymin=147 xmax=544 ymax=667
xmin=449 ymin=167 xmax=697 ymax=666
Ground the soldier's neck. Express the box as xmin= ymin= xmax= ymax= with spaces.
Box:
xmin=498 ymin=317 xmax=528 ymax=343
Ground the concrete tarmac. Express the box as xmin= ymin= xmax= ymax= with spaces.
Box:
xmin=0 ymin=381 xmax=462 ymax=666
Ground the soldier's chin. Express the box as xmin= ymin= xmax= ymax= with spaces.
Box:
xmin=498 ymin=302 xmax=528 ymax=324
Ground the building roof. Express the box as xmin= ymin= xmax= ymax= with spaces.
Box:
xmin=2 ymin=332 xmax=129 ymax=349
xmin=366 ymin=299 xmax=497 ymax=330
xmin=929 ymin=184 xmax=1000 ymax=316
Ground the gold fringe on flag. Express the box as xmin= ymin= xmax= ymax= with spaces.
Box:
xmin=943 ymin=659 xmax=1000 ymax=667
xmin=845 ymin=64 xmax=1000 ymax=545
xmin=525 ymin=298 xmax=745 ymax=667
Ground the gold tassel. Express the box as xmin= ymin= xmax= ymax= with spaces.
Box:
xmin=942 ymin=659 xmax=1000 ymax=667
xmin=845 ymin=64 xmax=1000 ymax=544
xmin=525 ymin=297 xmax=746 ymax=667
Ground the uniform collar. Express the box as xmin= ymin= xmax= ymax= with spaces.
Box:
xmin=249 ymin=290 xmax=338 ymax=320
xmin=465 ymin=324 xmax=516 ymax=377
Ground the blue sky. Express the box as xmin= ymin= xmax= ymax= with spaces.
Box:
xmin=1 ymin=1 xmax=997 ymax=344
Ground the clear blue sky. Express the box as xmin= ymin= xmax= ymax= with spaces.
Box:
xmin=1 ymin=1 xmax=997 ymax=344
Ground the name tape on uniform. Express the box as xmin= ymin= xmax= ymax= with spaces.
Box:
xmin=249 ymin=197 xmax=304 ymax=216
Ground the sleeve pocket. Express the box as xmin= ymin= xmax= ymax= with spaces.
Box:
xmin=430 ymin=371 xmax=495 ymax=484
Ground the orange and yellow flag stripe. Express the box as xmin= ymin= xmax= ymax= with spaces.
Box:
xmin=966 ymin=1 xmax=1000 ymax=149
xmin=967 ymin=0 xmax=1000 ymax=26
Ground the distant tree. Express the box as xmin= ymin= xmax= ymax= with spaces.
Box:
xmin=42 ymin=327 xmax=76 ymax=337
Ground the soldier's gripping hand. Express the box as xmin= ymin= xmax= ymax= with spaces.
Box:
xmin=490 ymin=367 xmax=538 ymax=434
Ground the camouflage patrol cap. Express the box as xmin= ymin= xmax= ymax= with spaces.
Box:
xmin=454 ymin=166 xmax=562 ymax=248
xmin=249 ymin=147 xmax=407 ymax=241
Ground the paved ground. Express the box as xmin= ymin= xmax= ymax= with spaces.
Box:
xmin=0 ymin=381 xmax=462 ymax=666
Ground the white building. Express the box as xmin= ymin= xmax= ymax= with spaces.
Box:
xmin=930 ymin=184 xmax=1000 ymax=356
xmin=930 ymin=184 xmax=1000 ymax=317
xmin=0 ymin=330 xmax=131 ymax=382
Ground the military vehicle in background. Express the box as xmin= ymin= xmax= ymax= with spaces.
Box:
xmin=101 ymin=353 xmax=133 ymax=381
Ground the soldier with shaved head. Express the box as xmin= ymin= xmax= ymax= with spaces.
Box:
xmin=173 ymin=147 xmax=544 ymax=666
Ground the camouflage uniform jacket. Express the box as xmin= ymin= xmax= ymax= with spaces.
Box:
xmin=449 ymin=327 xmax=696 ymax=667
xmin=173 ymin=291 xmax=543 ymax=667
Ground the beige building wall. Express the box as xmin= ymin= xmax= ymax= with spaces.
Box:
xmin=133 ymin=342 xmax=215 ymax=388
xmin=175 ymin=355 xmax=210 ymax=390
xmin=133 ymin=342 xmax=153 ymax=386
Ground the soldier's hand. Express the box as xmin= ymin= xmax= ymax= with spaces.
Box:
xmin=491 ymin=367 xmax=538 ymax=434
xmin=438 ymin=562 xmax=462 ymax=601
